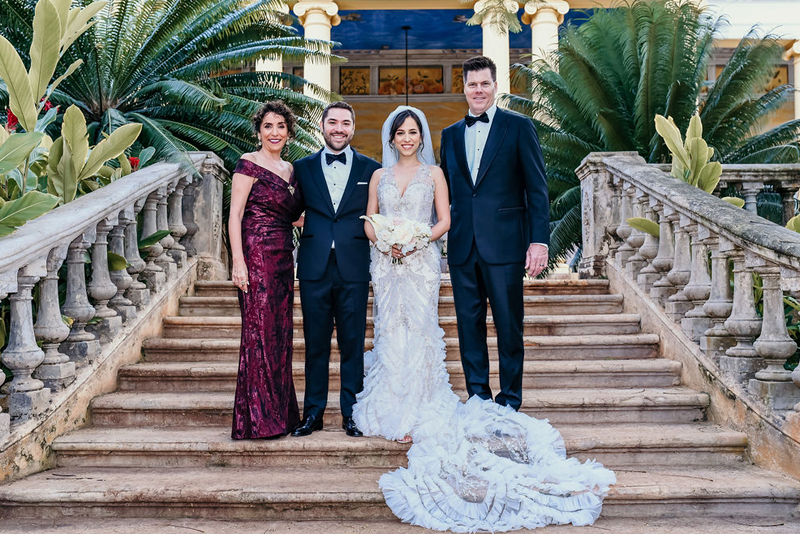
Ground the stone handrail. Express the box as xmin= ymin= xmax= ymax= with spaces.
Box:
xmin=579 ymin=152 xmax=800 ymax=417
xmin=651 ymin=162 xmax=800 ymax=223
xmin=0 ymin=152 xmax=227 ymax=442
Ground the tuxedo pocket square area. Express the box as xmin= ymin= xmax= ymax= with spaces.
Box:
xmin=357 ymin=182 xmax=368 ymax=185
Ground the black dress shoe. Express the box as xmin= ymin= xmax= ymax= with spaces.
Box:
xmin=291 ymin=414 xmax=322 ymax=437
xmin=342 ymin=416 xmax=363 ymax=437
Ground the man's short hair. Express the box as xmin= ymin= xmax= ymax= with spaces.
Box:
xmin=322 ymin=101 xmax=355 ymax=122
xmin=462 ymin=56 xmax=497 ymax=83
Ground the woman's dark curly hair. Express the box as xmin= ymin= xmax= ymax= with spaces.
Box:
xmin=252 ymin=100 xmax=296 ymax=140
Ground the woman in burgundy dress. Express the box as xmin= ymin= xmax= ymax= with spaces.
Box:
xmin=229 ymin=101 xmax=303 ymax=439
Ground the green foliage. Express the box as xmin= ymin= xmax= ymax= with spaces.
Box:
xmin=107 ymin=251 xmax=129 ymax=271
xmin=721 ymin=196 xmax=745 ymax=208
xmin=502 ymin=0 xmax=800 ymax=268
xmin=138 ymin=230 xmax=170 ymax=249
xmin=655 ymin=114 xmax=722 ymax=193
xmin=1 ymin=0 xmax=328 ymax=169
xmin=625 ymin=216 xmax=659 ymax=238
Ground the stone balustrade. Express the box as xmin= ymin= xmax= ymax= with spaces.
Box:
xmin=580 ymin=152 xmax=800 ymax=413
xmin=652 ymin=162 xmax=800 ymax=224
xmin=0 ymin=152 xmax=227 ymax=440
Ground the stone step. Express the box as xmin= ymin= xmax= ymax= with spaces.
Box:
xmin=142 ymin=333 xmax=662 ymax=363
xmin=118 ymin=359 xmax=683 ymax=393
xmin=5 ymin=517 xmax=800 ymax=534
xmin=1 ymin=465 xmax=798 ymax=520
xmin=192 ymin=278 xmax=612 ymax=298
xmin=178 ymin=294 xmax=626 ymax=317
xmin=52 ymin=424 xmax=748 ymax=469
xmin=161 ymin=314 xmax=643 ymax=339
xmin=89 ymin=387 xmax=709 ymax=427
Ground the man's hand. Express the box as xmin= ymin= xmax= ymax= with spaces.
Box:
xmin=525 ymin=243 xmax=548 ymax=278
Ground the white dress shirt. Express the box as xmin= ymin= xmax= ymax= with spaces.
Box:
xmin=321 ymin=145 xmax=353 ymax=248
xmin=464 ymin=103 xmax=498 ymax=184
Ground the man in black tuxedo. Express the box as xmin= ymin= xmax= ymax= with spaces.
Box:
xmin=292 ymin=101 xmax=381 ymax=437
xmin=440 ymin=56 xmax=549 ymax=411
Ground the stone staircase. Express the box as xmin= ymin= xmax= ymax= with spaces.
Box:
xmin=2 ymin=277 xmax=800 ymax=532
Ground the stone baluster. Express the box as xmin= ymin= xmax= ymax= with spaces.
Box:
xmin=60 ymin=230 xmax=101 ymax=366
xmin=87 ymin=218 xmax=122 ymax=343
xmin=741 ymin=184 xmax=763 ymax=215
xmin=780 ymin=188 xmax=797 ymax=225
xmin=606 ymin=176 xmax=623 ymax=264
xmin=749 ymin=260 xmax=800 ymax=409
xmin=650 ymin=204 xmax=676 ymax=308
xmin=0 ymin=273 xmax=14 ymax=437
xmin=2 ymin=261 xmax=51 ymax=421
xmin=33 ymin=246 xmax=76 ymax=391
xmin=721 ymin=251 xmax=764 ymax=383
xmin=615 ymin=182 xmax=635 ymax=269
xmin=109 ymin=215 xmax=136 ymax=322
xmin=636 ymin=197 xmax=660 ymax=292
xmin=680 ymin=223 xmax=712 ymax=342
xmin=700 ymin=234 xmax=734 ymax=363
xmin=182 ymin=180 xmax=199 ymax=257
xmin=140 ymin=190 xmax=167 ymax=293
xmin=665 ymin=214 xmax=693 ymax=323
xmin=123 ymin=200 xmax=150 ymax=309
xmin=168 ymin=177 xmax=189 ymax=267
xmin=155 ymin=185 xmax=177 ymax=279
xmin=625 ymin=188 xmax=647 ymax=279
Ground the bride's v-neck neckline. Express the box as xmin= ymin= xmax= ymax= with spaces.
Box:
xmin=391 ymin=164 xmax=425 ymax=199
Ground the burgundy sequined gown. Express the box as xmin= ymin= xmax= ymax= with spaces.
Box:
xmin=232 ymin=159 xmax=303 ymax=439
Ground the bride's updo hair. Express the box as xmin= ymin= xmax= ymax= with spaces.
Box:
xmin=252 ymin=100 xmax=296 ymax=139
xmin=389 ymin=109 xmax=424 ymax=142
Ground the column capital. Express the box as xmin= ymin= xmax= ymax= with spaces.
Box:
xmin=293 ymin=1 xmax=340 ymax=27
xmin=783 ymin=39 xmax=800 ymax=62
xmin=522 ymin=1 xmax=570 ymax=25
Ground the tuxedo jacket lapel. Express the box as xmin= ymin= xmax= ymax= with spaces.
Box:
xmin=307 ymin=152 xmax=336 ymax=217
xmin=337 ymin=149 xmax=366 ymax=214
xmin=474 ymin=110 xmax=510 ymax=189
xmin=452 ymin=121 xmax=473 ymax=189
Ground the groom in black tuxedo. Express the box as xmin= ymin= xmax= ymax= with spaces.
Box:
xmin=440 ymin=56 xmax=549 ymax=411
xmin=292 ymin=101 xmax=381 ymax=437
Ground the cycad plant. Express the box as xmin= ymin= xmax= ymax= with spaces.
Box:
xmin=502 ymin=0 xmax=800 ymax=267
xmin=1 ymin=0 xmax=331 ymax=167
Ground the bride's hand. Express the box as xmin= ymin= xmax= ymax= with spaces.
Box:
xmin=391 ymin=245 xmax=404 ymax=259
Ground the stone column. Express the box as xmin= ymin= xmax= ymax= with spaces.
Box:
xmin=665 ymin=214 xmax=693 ymax=322
xmin=60 ymin=230 xmax=101 ymax=366
xmin=109 ymin=218 xmax=136 ymax=322
xmin=636 ymin=198 xmax=660 ymax=292
xmin=87 ymin=218 xmax=122 ymax=342
xmin=780 ymin=188 xmax=797 ymax=226
xmin=140 ymin=190 xmax=167 ymax=293
xmin=615 ymin=183 xmax=635 ymax=269
xmin=193 ymin=155 xmax=228 ymax=280
xmin=650 ymin=205 xmax=676 ymax=308
xmin=2 ymin=261 xmax=51 ymax=422
xmin=0 ymin=273 xmax=15 ymax=437
xmin=741 ymin=184 xmax=763 ymax=215
xmin=680 ymin=223 xmax=712 ymax=342
xmin=182 ymin=183 xmax=199 ymax=258
xmin=123 ymin=201 xmax=150 ymax=309
xmin=256 ymin=2 xmax=289 ymax=79
xmin=293 ymin=1 xmax=340 ymax=97
xmin=721 ymin=251 xmax=764 ymax=383
xmin=155 ymin=186 xmax=178 ymax=279
xmin=522 ymin=1 xmax=569 ymax=61
xmin=701 ymin=235 xmax=734 ymax=362
xmin=625 ymin=189 xmax=647 ymax=280
xmin=33 ymin=246 xmax=76 ymax=391
xmin=784 ymin=40 xmax=800 ymax=120
xmin=168 ymin=177 xmax=189 ymax=268
xmin=576 ymin=153 xmax=616 ymax=278
xmin=474 ymin=0 xmax=518 ymax=94
xmin=606 ymin=176 xmax=623 ymax=264
xmin=749 ymin=261 xmax=800 ymax=409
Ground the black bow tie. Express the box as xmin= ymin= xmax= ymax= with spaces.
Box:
xmin=465 ymin=112 xmax=490 ymax=127
xmin=325 ymin=152 xmax=346 ymax=166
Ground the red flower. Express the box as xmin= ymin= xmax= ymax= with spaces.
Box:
xmin=42 ymin=100 xmax=53 ymax=112
xmin=128 ymin=156 xmax=140 ymax=170
xmin=6 ymin=109 xmax=18 ymax=130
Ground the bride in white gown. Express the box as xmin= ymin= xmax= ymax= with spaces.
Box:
xmin=352 ymin=106 xmax=615 ymax=532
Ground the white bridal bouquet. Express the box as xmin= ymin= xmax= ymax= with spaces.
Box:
xmin=361 ymin=213 xmax=432 ymax=264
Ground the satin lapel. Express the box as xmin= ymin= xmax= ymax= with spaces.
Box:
xmin=474 ymin=110 xmax=510 ymax=189
xmin=337 ymin=149 xmax=366 ymax=214
xmin=453 ymin=120 xmax=472 ymax=188
xmin=308 ymin=152 xmax=336 ymax=217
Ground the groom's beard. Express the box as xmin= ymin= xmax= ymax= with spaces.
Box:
xmin=323 ymin=129 xmax=354 ymax=152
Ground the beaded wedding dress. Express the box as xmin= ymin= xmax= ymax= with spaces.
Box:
xmin=351 ymin=135 xmax=615 ymax=530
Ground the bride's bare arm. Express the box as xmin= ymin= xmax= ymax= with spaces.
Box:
xmin=429 ymin=166 xmax=451 ymax=242
xmin=364 ymin=168 xmax=382 ymax=245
